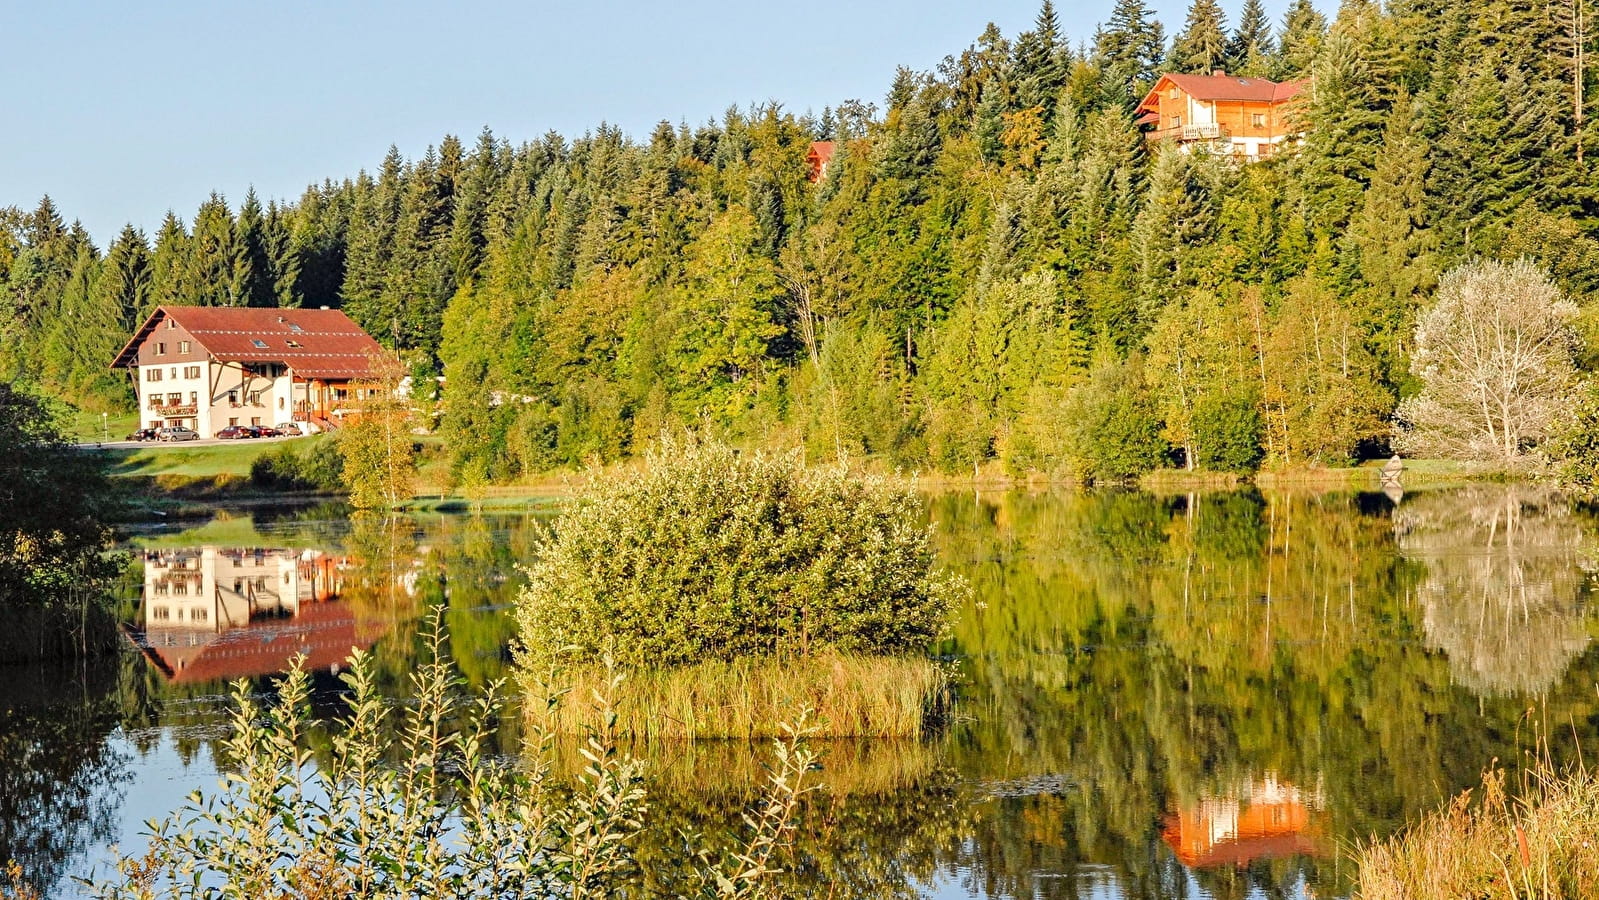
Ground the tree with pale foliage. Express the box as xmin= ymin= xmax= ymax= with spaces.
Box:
xmin=1395 ymin=260 xmax=1579 ymax=464
xmin=340 ymin=352 xmax=417 ymax=508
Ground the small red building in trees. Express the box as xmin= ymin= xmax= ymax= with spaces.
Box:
xmin=806 ymin=141 xmax=836 ymax=183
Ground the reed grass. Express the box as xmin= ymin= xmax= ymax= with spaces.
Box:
xmin=529 ymin=653 xmax=951 ymax=740
xmin=1354 ymin=760 xmax=1599 ymax=900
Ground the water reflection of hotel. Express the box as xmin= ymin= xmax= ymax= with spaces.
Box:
xmin=132 ymin=547 xmax=379 ymax=684
xmin=1161 ymin=775 xmax=1326 ymax=868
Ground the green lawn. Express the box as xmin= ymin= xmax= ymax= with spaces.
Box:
xmin=97 ymin=436 xmax=331 ymax=478
xmin=64 ymin=408 xmax=140 ymax=443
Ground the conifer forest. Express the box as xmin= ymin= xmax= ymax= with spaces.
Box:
xmin=7 ymin=0 xmax=1598 ymax=481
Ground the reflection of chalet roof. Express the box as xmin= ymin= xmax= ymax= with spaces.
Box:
xmin=129 ymin=601 xmax=380 ymax=685
xmin=111 ymin=305 xmax=387 ymax=380
xmin=1160 ymin=796 xmax=1325 ymax=869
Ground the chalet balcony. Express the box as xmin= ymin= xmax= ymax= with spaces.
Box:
xmin=1147 ymin=123 xmax=1228 ymax=142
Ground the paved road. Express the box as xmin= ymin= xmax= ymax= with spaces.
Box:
xmin=77 ymin=434 xmax=311 ymax=450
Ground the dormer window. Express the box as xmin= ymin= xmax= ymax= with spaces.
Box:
xmin=287 ymin=323 xmax=304 ymax=333
xmin=286 ymin=339 xmax=303 ymax=348
xmin=251 ymin=339 xmax=269 ymax=349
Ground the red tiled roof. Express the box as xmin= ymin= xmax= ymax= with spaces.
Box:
xmin=111 ymin=305 xmax=388 ymax=380
xmin=1137 ymin=73 xmax=1306 ymax=114
xmin=807 ymin=140 xmax=836 ymax=162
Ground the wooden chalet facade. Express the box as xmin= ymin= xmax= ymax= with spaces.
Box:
xmin=110 ymin=306 xmax=387 ymax=437
xmin=1136 ymin=72 xmax=1304 ymax=161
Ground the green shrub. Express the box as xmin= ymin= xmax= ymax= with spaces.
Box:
xmin=1193 ymin=392 xmax=1264 ymax=473
xmin=249 ymin=439 xmax=345 ymax=492
xmin=515 ymin=437 xmax=963 ymax=670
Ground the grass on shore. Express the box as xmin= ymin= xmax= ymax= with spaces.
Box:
xmin=94 ymin=438 xmax=328 ymax=478
xmin=528 ymin=653 xmax=951 ymax=740
xmin=62 ymin=408 xmax=140 ymax=443
xmin=1354 ymin=760 xmax=1599 ymax=900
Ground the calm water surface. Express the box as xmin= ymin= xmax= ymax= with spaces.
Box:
xmin=4 ymin=486 xmax=1598 ymax=899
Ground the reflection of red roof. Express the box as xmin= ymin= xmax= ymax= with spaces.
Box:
xmin=134 ymin=601 xmax=382 ymax=684
xmin=111 ymin=306 xmax=386 ymax=380
xmin=1161 ymin=795 xmax=1325 ymax=868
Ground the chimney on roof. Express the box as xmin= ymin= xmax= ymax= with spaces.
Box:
xmin=277 ymin=315 xmax=286 ymax=323
xmin=320 ymin=305 xmax=329 ymax=310
xmin=1213 ymin=69 xmax=1227 ymax=77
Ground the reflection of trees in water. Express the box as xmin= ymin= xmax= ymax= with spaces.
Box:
xmin=925 ymin=488 xmax=1599 ymax=900
xmin=1395 ymin=487 xmax=1596 ymax=696
xmin=622 ymin=739 xmax=965 ymax=899
xmin=0 ymin=654 xmax=152 ymax=896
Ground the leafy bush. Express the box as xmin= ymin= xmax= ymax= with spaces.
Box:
xmin=516 ymin=437 xmax=963 ymax=670
xmin=249 ymin=439 xmax=346 ymax=492
xmin=86 ymin=616 xmax=816 ymax=899
xmin=1193 ymin=392 xmax=1263 ymax=473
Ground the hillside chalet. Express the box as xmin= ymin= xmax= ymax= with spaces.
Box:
xmin=1136 ymin=72 xmax=1304 ymax=161
xmin=110 ymin=306 xmax=387 ymax=437
xmin=806 ymin=141 xmax=836 ymax=183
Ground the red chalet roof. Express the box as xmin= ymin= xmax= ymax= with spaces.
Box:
xmin=111 ymin=305 xmax=388 ymax=381
xmin=1137 ymin=73 xmax=1305 ymax=115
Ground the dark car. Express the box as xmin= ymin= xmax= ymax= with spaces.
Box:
xmin=125 ymin=428 xmax=159 ymax=442
xmin=255 ymin=425 xmax=281 ymax=438
xmin=216 ymin=425 xmax=252 ymax=440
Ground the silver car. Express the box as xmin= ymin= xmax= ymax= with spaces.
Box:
xmin=157 ymin=426 xmax=199 ymax=442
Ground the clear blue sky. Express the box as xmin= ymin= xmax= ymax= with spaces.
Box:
xmin=2 ymin=0 xmax=1302 ymax=245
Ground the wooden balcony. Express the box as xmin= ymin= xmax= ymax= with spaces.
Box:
xmin=1147 ymin=123 xmax=1228 ymax=142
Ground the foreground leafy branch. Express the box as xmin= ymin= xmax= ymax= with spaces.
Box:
xmin=84 ymin=612 xmax=814 ymax=899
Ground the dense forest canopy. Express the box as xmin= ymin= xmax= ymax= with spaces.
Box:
xmin=6 ymin=0 xmax=1599 ymax=480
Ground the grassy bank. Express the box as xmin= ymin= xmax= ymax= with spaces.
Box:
xmin=529 ymin=653 xmax=951 ymax=740
xmin=1354 ymin=762 xmax=1599 ymax=900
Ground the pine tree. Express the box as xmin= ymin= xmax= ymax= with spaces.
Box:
xmin=342 ymin=147 xmax=405 ymax=340
xmin=1276 ymin=0 xmax=1327 ymax=79
xmin=232 ymin=188 xmax=275 ymax=307
xmin=1013 ymin=1 xmax=1068 ymax=111
xmin=148 ymin=212 xmax=189 ymax=306
xmin=98 ymin=225 xmax=152 ymax=326
xmin=186 ymin=192 xmax=236 ymax=305
xmin=1347 ymin=93 xmax=1435 ymax=383
xmin=260 ymin=201 xmax=302 ymax=307
xmin=1095 ymin=0 xmax=1165 ymax=88
xmin=1227 ymin=0 xmax=1276 ymax=74
xmin=1172 ymin=0 xmax=1229 ymax=73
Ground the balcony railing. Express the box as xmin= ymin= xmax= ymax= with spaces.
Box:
xmin=1147 ymin=123 xmax=1228 ymax=142
xmin=154 ymin=404 xmax=198 ymax=417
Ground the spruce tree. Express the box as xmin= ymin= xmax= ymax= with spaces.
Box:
xmin=1094 ymin=0 xmax=1165 ymax=88
xmin=186 ymin=192 xmax=236 ymax=305
xmin=1276 ymin=0 xmax=1327 ymax=78
xmin=232 ymin=188 xmax=276 ymax=307
xmin=147 ymin=212 xmax=189 ymax=306
xmin=1172 ymin=0 xmax=1229 ymax=73
xmin=264 ymin=201 xmax=302 ymax=307
xmin=1227 ymin=0 xmax=1276 ymax=74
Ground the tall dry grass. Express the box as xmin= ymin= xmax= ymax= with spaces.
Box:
xmin=531 ymin=652 xmax=951 ymax=740
xmin=1354 ymin=760 xmax=1599 ymax=900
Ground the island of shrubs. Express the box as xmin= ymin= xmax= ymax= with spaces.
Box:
xmin=514 ymin=437 xmax=964 ymax=739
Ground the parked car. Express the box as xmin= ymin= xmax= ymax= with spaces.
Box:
xmin=274 ymin=422 xmax=303 ymax=436
xmin=216 ymin=425 xmax=251 ymax=440
xmin=157 ymin=426 xmax=199 ymax=442
xmin=255 ymin=425 xmax=281 ymax=438
xmin=125 ymin=428 xmax=158 ymax=442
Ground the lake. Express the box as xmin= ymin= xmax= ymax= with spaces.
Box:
xmin=3 ymin=485 xmax=1597 ymax=899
